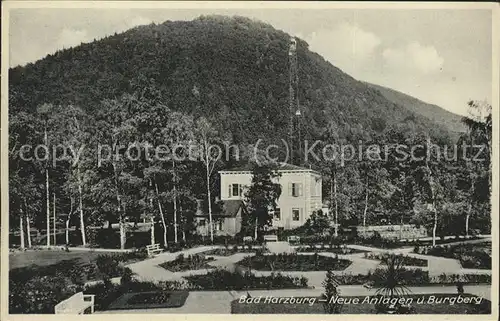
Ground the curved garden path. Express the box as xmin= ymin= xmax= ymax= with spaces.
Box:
xmin=124 ymin=236 xmax=491 ymax=286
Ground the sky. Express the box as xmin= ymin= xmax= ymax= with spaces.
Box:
xmin=8 ymin=7 xmax=493 ymax=116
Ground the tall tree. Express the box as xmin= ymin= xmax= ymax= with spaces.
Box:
xmin=244 ymin=164 xmax=281 ymax=240
xmin=163 ymin=112 xmax=195 ymax=243
xmin=195 ymin=117 xmax=220 ymax=243
xmin=460 ymin=100 xmax=492 ymax=236
xmin=36 ymin=103 xmax=54 ymax=247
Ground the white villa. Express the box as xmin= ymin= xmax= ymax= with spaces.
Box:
xmin=219 ymin=163 xmax=323 ymax=230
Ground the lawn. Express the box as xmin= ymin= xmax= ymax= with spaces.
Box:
xmin=237 ymin=253 xmax=352 ymax=271
xmin=231 ymin=294 xmax=491 ymax=314
xmin=9 ymin=249 xmax=143 ymax=270
xmin=159 ymin=254 xmax=215 ymax=272
xmin=107 ymin=291 xmax=189 ymax=310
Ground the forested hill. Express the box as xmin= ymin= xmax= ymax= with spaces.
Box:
xmin=366 ymin=82 xmax=467 ymax=141
xmin=9 ymin=15 xmax=454 ymax=145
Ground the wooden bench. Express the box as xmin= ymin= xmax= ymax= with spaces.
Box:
xmin=243 ymin=236 xmax=254 ymax=243
xmin=54 ymin=292 xmax=95 ymax=314
xmin=287 ymin=235 xmax=300 ymax=244
xmin=146 ymin=243 xmax=163 ymax=256
xmin=263 ymin=235 xmax=278 ymax=242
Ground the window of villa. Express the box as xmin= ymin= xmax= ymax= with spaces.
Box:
xmin=274 ymin=208 xmax=281 ymax=220
xmin=230 ymin=184 xmax=242 ymax=197
xmin=289 ymin=183 xmax=303 ymax=197
xmin=292 ymin=208 xmax=300 ymax=221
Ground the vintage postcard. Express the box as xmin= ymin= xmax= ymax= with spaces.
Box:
xmin=1 ymin=1 xmax=498 ymax=320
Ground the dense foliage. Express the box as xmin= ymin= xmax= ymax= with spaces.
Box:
xmin=415 ymin=242 xmax=491 ymax=269
xmin=8 ymin=15 xmax=492 ymax=250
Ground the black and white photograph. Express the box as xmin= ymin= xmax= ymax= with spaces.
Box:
xmin=1 ymin=1 xmax=498 ymax=318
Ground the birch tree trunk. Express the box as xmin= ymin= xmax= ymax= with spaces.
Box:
xmin=180 ymin=203 xmax=186 ymax=242
xmin=45 ymin=127 xmax=50 ymax=247
xmin=66 ymin=197 xmax=73 ymax=245
xmin=431 ymin=201 xmax=437 ymax=247
xmin=24 ymin=199 xmax=32 ymax=248
xmin=26 ymin=215 xmax=32 ymax=248
xmin=53 ymin=193 xmax=57 ymax=245
xmin=119 ymin=215 xmax=126 ymax=250
xmin=173 ymin=160 xmax=178 ymax=243
xmin=154 ymin=180 xmax=168 ymax=248
xmin=465 ymin=179 xmax=475 ymax=238
xmin=254 ymin=217 xmax=258 ymax=240
xmin=20 ymin=208 xmax=25 ymax=249
xmin=329 ymin=178 xmax=334 ymax=230
xmin=206 ymin=159 xmax=214 ymax=243
xmin=149 ymin=179 xmax=155 ymax=245
xmin=426 ymin=137 xmax=437 ymax=247
xmin=46 ymin=168 xmax=50 ymax=247
xmin=333 ymin=172 xmax=339 ymax=238
xmin=112 ymin=163 xmax=125 ymax=249
xmin=465 ymin=203 xmax=472 ymax=238
xmin=150 ymin=216 xmax=155 ymax=245
xmin=363 ymin=178 xmax=369 ymax=237
xmin=77 ymin=166 xmax=86 ymax=246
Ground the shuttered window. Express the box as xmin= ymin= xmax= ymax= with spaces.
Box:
xmin=289 ymin=183 xmax=303 ymax=197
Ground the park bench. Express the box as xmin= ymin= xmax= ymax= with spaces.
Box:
xmin=263 ymin=235 xmax=278 ymax=242
xmin=363 ymin=281 xmax=374 ymax=289
xmin=287 ymin=235 xmax=300 ymax=244
xmin=146 ymin=243 xmax=163 ymax=257
xmin=54 ymin=292 xmax=95 ymax=314
xmin=243 ymin=236 xmax=254 ymax=243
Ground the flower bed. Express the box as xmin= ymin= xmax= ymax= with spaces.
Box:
xmin=202 ymin=246 xmax=268 ymax=256
xmin=414 ymin=242 xmax=491 ymax=269
xmin=185 ymin=269 xmax=308 ymax=290
xmin=159 ymin=254 xmax=215 ymax=272
xmin=332 ymin=271 xmax=490 ymax=286
xmin=295 ymin=245 xmax=366 ymax=254
xmin=363 ymin=253 xmax=427 ymax=267
xmin=106 ymin=291 xmax=189 ymax=310
xmin=237 ymin=253 xmax=351 ymax=271
xmin=84 ymin=280 xmax=189 ymax=311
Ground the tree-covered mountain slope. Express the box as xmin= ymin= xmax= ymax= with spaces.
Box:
xmin=9 ymin=15 xmax=455 ymax=145
xmin=366 ymin=82 xmax=467 ymax=140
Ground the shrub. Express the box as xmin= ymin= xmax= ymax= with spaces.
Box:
xmin=95 ymin=254 xmax=120 ymax=280
xmin=322 ymin=270 xmax=342 ymax=314
xmin=420 ymin=242 xmax=491 ymax=269
xmin=120 ymin=267 xmax=134 ymax=285
xmin=10 ymin=275 xmax=81 ymax=313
